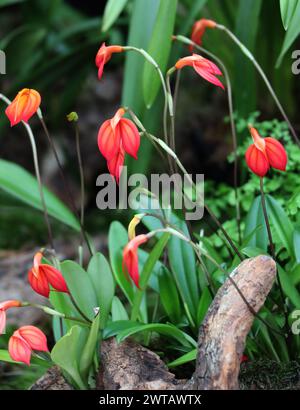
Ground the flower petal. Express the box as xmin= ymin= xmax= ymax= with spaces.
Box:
xmin=107 ymin=147 xmax=125 ymax=184
xmin=264 ymin=137 xmax=287 ymax=171
xmin=0 ymin=310 xmax=6 ymax=334
xmin=8 ymin=334 xmax=32 ymax=366
xmin=18 ymin=326 xmax=49 ymax=352
xmin=245 ymin=144 xmax=269 ymax=177
xmin=28 ymin=269 xmax=50 ymax=298
xmin=118 ymin=118 xmax=140 ymax=159
xmin=97 ymin=119 xmax=120 ymax=160
xmin=41 ymin=265 xmax=68 ymax=294
xmin=193 ymin=62 xmax=224 ymax=89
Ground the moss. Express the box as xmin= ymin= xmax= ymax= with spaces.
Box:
xmin=240 ymin=359 xmax=300 ymax=390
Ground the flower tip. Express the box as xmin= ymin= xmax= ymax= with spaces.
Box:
xmin=67 ymin=111 xmax=78 ymax=122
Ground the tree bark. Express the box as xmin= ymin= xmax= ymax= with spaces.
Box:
xmin=191 ymin=255 xmax=276 ymax=389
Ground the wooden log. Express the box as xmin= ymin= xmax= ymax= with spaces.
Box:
xmin=190 ymin=255 xmax=276 ymax=390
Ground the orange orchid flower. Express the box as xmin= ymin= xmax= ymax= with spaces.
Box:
xmin=5 ymin=88 xmax=41 ymax=126
xmin=95 ymin=42 xmax=123 ymax=80
xmin=245 ymin=127 xmax=288 ymax=177
xmin=0 ymin=300 xmax=21 ymax=334
xmin=122 ymin=235 xmax=148 ymax=288
xmin=28 ymin=252 xmax=69 ymax=298
xmin=175 ymin=54 xmax=224 ymax=89
xmin=98 ymin=108 xmax=140 ymax=183
xmin=190 ymin=19 xmax=216 ymax=51
xmin=8 ymin=325 xmax=48 ymax=366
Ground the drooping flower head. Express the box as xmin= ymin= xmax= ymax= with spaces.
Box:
xmin=245 ymin=126 xmax=288 ymax=177
xmin=175 ymin=54 xmax=224 ymax=89
xmin=5 ymin=88 xmax=41 ymax=126
xmin=28 ymin=252 xmax=69 ymax=298
xmin=95 ymin=42 xmax=123 ymax=80
xmin=122 ymin=234 xmax=148 ymax=288
xmin=98 ymin=108 xmax=140 ymax=183
xmin=190 ymin=19 xmax=216 ymax=51
xmin=8 ymin=325 xmax=48 ymax=366
xmin=0 ymin=300 xmax=21 ymax=335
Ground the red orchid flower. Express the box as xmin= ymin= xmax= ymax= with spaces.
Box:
xmin=5 ymin=88 xmax=41 ymax=126
xmin=8 ymin=325 xmax=48 ymax=366
xmin=175 ymin=54 xmax=224 ymax=89
xmin=28 ymin=252 xmax=69 ymax=298
xmin=0 ymin=300 xmax=21 ymax=334
xmin=190 ymin=19 xmax=216 ymax=51
xmin=107 ymin=146 xmax=125 ymax=184
xmin=245 ymin=127 xmax=288 ymax=177
xmin=98 ymin=108 xmax=140 ymax=182
xmin=122 ymin=234 xmax=148 ymax=288
xmin=95 ymin=42 xmax=123 ymax=80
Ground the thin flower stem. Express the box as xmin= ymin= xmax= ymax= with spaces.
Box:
xmin=75 ymin=123 xmax=85 ymax=241
xmin=38 ymin=116 xmax=93 ymax=257
xmin=127 ymin=109 xmax=243 ymax=260
xmin=0 ymin=94 xmax=54 ymax=249
xmin=152 ymin=227 xmax=285 ymax=338
xmin=173 ymin=35 xmax=242 ymax=244
xmin=20 ymin=302 xmax=90 ymax=326
xmin=69 ymin=293 xmax=92 ymax=324
xmin=122 ymin=46 xmax=174 ymax=174
xmin=173 ymin=69 xmax=181 ymax=114
xmin=152 ymin=134 xmax=244 ymax=260
xmin=259 ymin=178 xmax=275 ymax=260
xmin=216 ymin=25 xmax=300 ymax=148
xmin=259 ymin=177 xmax=290 ymax=336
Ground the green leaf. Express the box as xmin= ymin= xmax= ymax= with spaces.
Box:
xmin=0 ymin=349 xmax=50 ymax=367
xmin=116 ymin=323 xmax=197 ymax=348
xmin=266 ymin=195 xmax=294 ymax=258
xmin=278 ymin=265 xmax=300 ymax=308
xmin=79 ymin=313 xmax=100 ymax=381
xmin=61 ymin=261 xmax=98 ymax=321
xmin=122 ymin=0 xmax=161 ymax=174
xmin=181 ymin=0 xmax=208 ymax=35
xmin=108 ymin=221 xmax=134 ymax=304
xmin=291 ymin=264 xmax=300 ymax=286
xmin=131 ymin=233 xmax=170 ymax=321
xmin=111 ymin=296 xmax=129 ymax=321
xmin=168 ymin=348 xmax=197 ymax=368
xmin=87 ymin=253 xmax=115 ymax=328
xmin=122 ymin=0 xmax=160 ymax=113
xmin=293 ymin=227 xmax=300 ymax=263
xmin=50 ymin=291 xmax=75 ymax=336
xmin=158 ymin=266 xmax=182 ymax=323
xmin=168 ymin=215 xmax=199 ymax=321
xmin=102 ymin=0 xmax=128 ymax=32
xmin=0 ymin=0 xmax=26 ymax=7
xmin=242 ymin=246 xmax=268 ymax=258
xmin=51 ymin=325 xmax=88 ymax=389
xmin=103 ymin=320 xmax=138 ymax=339
xmin=277 ymin=1 xmax=300 ymax=66
xmin=234 ymin=0 xmax=262 ymax=116
xmin=142 ymin=0 xmax=177 ymax=107
xmin=244 ymin=196 xmax=268 ymax=251
xmin=280 ymin=0 xmax=298 ymax=30
xmin=196 ymin=287 xmax=212 ymax=327
xmin=0 ymin=159 xmax=80 ymax=231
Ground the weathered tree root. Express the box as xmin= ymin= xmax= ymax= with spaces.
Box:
xmin=191 ymin=255 xmax=276 ymax=390
xmin=31 ymin=255 xmax=276 ymax=390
